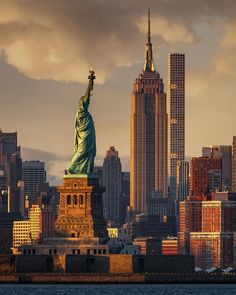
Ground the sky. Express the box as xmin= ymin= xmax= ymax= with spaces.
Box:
xmin=0 ymin=0 xmax=236 ymax=184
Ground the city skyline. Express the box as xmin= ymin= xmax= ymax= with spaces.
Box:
xmin=0 ymin=1 xmax=236 ymax=184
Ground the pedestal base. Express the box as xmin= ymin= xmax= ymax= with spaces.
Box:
xmin=54 ymin=175 xmax=107 ymax=239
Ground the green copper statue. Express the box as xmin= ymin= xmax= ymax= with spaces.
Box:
xmin=67 ymin=71 xmax=96 ymax=175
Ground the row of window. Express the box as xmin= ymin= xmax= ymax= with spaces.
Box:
xmin=22 ymin=248 xmax=108 ymax=255
xmin=66 ymin=195 xmax=84 ymax=205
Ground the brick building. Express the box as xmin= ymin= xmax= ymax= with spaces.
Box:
xmin=178 ymin=196 xmax=206 ymax=254
xmin=190 ymin=157 xmax=221 ymax=196
xmin=190 ymin=232 xmax=234 ymax=269
xmin=179 ymin=197 xmax=236 ymax=268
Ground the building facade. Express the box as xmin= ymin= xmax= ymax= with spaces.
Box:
xmin=179 ymin=197 xmax=236 ymax=268
xmin=178 ymin=196 xmax=206 ymax=254
xmin=176 ymin=160 xmax=189 ymax=202
xmin=7 ymin=154 xmax=23 ymax=213
xmin=201 ymin=201 xmax=236 ymax=232
xmin=22 ymin=161 xmax=46 ymax=206
xmin=162 ymin=236 xmax=178 ymax=255
xmin=0 ymin=130 xmax=22 ymax=214
xmin=168 ymin=53 xmax=185 ymax=198
xmin=130 ymin=10 xmax=168 ymax=214
xmin=203 ymin=145 xmax=232 ymax=191
xmin=13 ymin=220 xmax=31 ymax=250
xmin=102 ymin=146 xmax=122 ymax=225
xmin=0 ymin=131 xmax=20 ymax=178
xmin=190 ymin=157 xmax=222 ymax=196
xmin=190 ymin=232 xmax=234 ymax=269
xmin=233 ymin=136 xmax=236 ymax=192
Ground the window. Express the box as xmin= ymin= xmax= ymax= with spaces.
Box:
xmin=67 ymin=195 xmax=71 ymax=205
xmin=49 ymin=249 xmax=52 ymax=255
xmin=53 ymin=249 xmax=57 ymax=255
xmin=87 ymin=249 xmax=90 ymax=254
xmin=74 ymin=195 xmax=77 ymax=205
xmin=79 ymin=195 xmax=84 ymax=205
xmin=72 ymin=249 xmax=76 ymax=254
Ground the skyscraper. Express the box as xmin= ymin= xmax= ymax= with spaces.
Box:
xmin=0 ymin=131 xmax=24 ymax=214
xmin=0 ymin=131 xmax=21 ymax=196
xmin=22 ymin=161 xmax=46 ymax=206
xmin=176 ymin=160 xmax=189 ymax=202
xmin=219 ymin=145 xmax=232 ymax=191
xmin=232 ymin=136 xmax=236 ymax=192
xmin=7 ymin=153 xmax=23 ymax=213
xmin=130 ymin=9 xmax=168 ymax=214
xmin=168 ymin=53 xmax=185 ymax=197
xmin=0 ymin=131 xmax=20 ymax=176
xmin=103 ymin=146 xmax=122 ymax=225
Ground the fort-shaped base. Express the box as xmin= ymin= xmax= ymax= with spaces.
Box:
xmin=54 ymin=175 xmax=107 ymax=240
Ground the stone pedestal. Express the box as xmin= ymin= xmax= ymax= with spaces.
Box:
xmin=54 ymin=175 xmax=107 ymax=240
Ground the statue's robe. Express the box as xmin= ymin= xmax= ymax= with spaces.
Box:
xmin=67 ymin=93 xmax=96 ymax=174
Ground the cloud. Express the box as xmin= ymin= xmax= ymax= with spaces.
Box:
xmin=214 ymin=22 xmax=236 ymax=77
xmin=0 ymin=0 xmax=143 ymax=83
xmin=1 ymin=0 xmax=236 ymax=84
xmin=136 ymin=15 xmax=197 ymax=44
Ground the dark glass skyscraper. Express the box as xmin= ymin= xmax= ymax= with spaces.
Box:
xmin=103 ymin=146 xmax=122 ymax=225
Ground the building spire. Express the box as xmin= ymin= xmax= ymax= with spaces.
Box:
xmin=148 ymin=7 xmax=151 ymax=43
xmin=144 ymin=7 xmax=155 ymax=72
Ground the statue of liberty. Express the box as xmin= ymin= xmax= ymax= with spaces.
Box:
xmin=67 ymin=71 xmax=96 ymax=175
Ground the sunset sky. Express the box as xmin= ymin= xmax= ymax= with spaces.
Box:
xmin=0 ymin=0 xmax=236 ymax=184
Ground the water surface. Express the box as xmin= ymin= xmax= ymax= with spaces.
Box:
xmin=0 ymin=284 xmax=236 ymax=295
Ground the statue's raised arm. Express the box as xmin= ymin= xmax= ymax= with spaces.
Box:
xmin=79 ymin=71 xmax=96 ymax=111
xmin=67 ymin=70 xmax=96 ymax=175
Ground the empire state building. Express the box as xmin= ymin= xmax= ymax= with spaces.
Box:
xmin=130 ymin=9 xmax=168 ymax=214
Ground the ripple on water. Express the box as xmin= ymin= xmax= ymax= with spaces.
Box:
xmin=0 ymin=284 xmax=236 ymax=295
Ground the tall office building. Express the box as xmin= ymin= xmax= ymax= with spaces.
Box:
xmin=0 ymin=131 xmax=20 ymax=177
xmin=0 ymin=131 xmax=21 ymax=208
xmin=130 ymin=9 xmax=168 ymax=214
xmin=102 ymin=146 xmax=122 ymax=225
xmin=168 ymin=53 xmax=185 ymax=197
xmin=0 ymin=131 xmax=24 ymax=214
xmin=176 ymin=160 xmax=189 ymax=202
xmin=232 ymin=136 xmax=236 ymax=192
xmin=219 ymin=145 xmax=232 ymax=191
xmin=120 ymin=172 xmax=130 ymax=224
xmin=7 ymin=154 xmax=23 ymax=213
xmin=94 ymin=166 xmax=103 ymax=187
xmin=22 ymin=161 xmax=46 ymax=206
